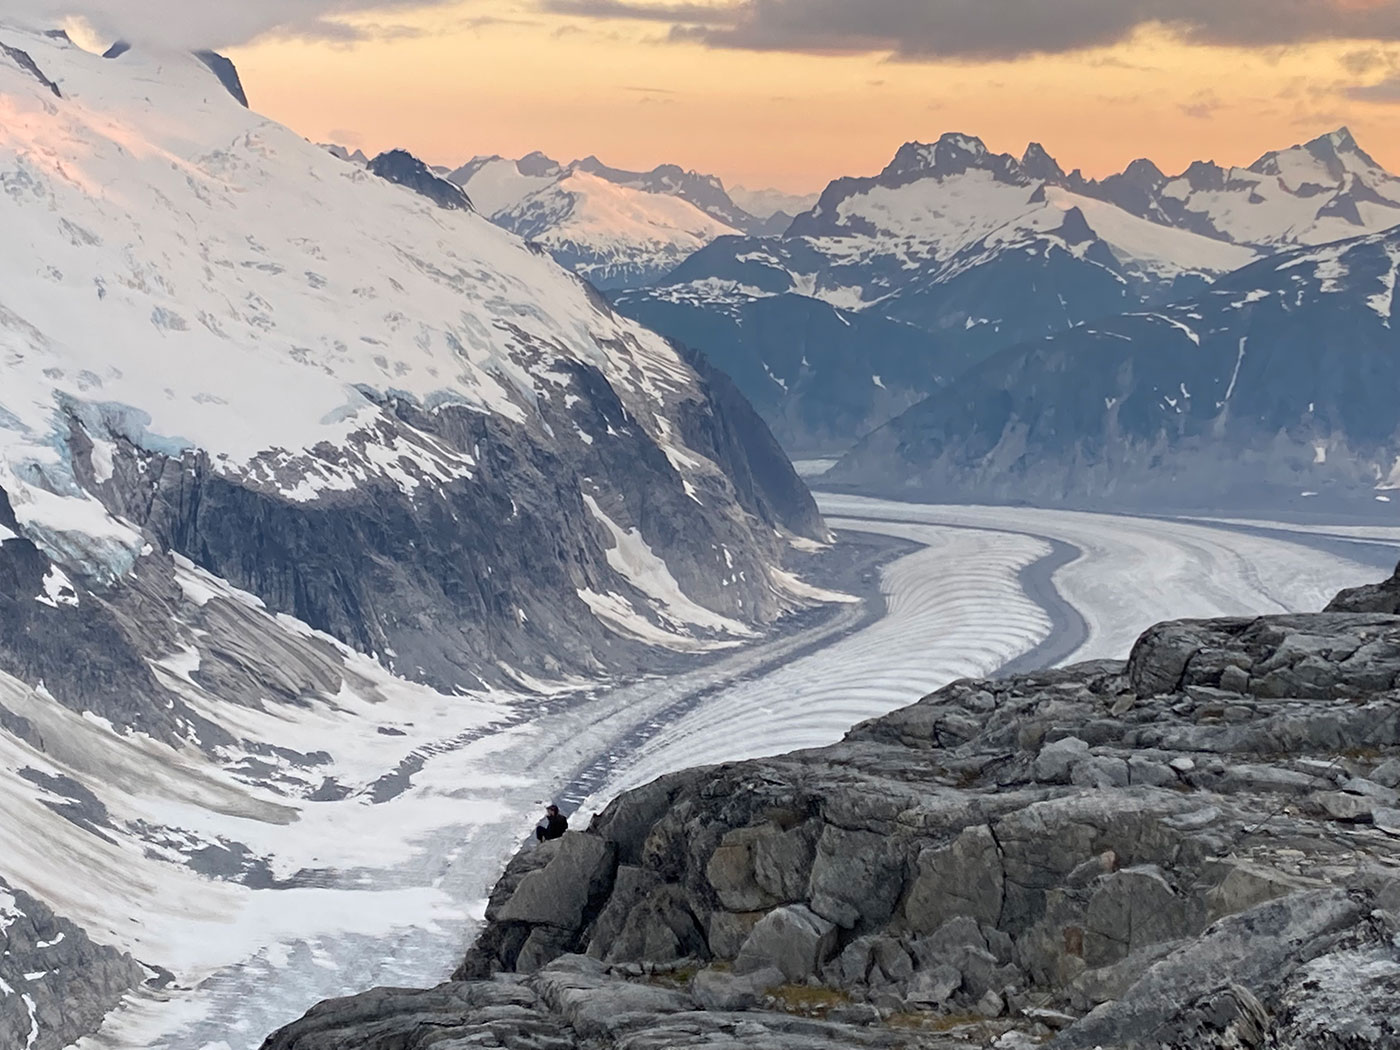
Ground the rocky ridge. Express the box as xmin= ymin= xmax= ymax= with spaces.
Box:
xmin=615 ymin=127 xmax=1400 ymax=461
xmin=263 ymin=569 xmax=1400 ymax=1049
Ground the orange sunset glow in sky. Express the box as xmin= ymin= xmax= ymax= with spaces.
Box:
xmin=164 ymin=1 xmax=1400 ymax=191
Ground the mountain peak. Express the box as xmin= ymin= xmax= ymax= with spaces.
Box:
xmin=1248 ymin=126 xmax=1386 ymax=182
xmin=518 ymin=151 xmax=564 ymax=177
xmin=1120 ymin=157 xmax=1166 ymax=184
xmin=1316 ymin=126 xmax=1359 ymax=153
xmin=1305 ymin=126 xmax=1384 ymax=172
xmin=1021 ymin=142 xmax=1066 ymax=183
xmin=881 ymin=133 xmax=1024 ymax=185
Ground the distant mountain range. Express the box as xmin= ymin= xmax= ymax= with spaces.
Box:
xmin=611 ymin=129 xmax=1400 ymax=495
xmin=338 ymin=128 xmax=1400 ymax=506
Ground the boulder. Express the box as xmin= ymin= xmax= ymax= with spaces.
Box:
xmin=1051 ymin=890 xmax=1368 ymax=1049
xmin=1034 ymin=736 xmax=1090 ymax=783
xmin=498 ymin=832 xmax=617 ymax=929
xmin=691 ymin=965 xmax=784 ymax=1011
xmin=905 ymin=964 xmax=961 ymax=1007
xmin=1082 ymin=866 xmax=1198 ymax=967
xmin=734 ymin=904 xmax=838 ymax=982
xmin=707 ymin=825 xmax=782 ymax=912
xmin=1370 ymin=757 xmax=1400 ymax=789
xmin=598 ymin=883 xmax=707 ymax=964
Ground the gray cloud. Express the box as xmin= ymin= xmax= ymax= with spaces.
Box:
xmin=12 ymin=0 xmax=459 ymax=49
xmin=1349 ymin=74 xmax=1400 ymax=101
xmin=540 ymin=1 xmax=732 ymax=25
xmin=544 ymin=0 xmax=1400 ymax=60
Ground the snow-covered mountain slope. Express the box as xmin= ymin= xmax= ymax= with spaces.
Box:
xmin=618 ymin=129 xmax=1400 ymax=459
xmin=448 ymin=155 xmax=744 ymax=288
xmin=833 ymin=225 xmax=1400 ymax=509
xmin=571 ymin=154 xmax=770 ymax=234
xmin=0 ymin=23 xmax=822 ymax=668
xmin=0 ymin=21 xmax=833 ymax=1048
xmin=499 ymin=170 xmax=743 ymax=289
xmin=447 ymin=151 xmax=562 ymax=216
xmin=686 ymin=134 xmax=1258 ymax=315
xmin=1077 ymin=128 xmax=1400 ymax=250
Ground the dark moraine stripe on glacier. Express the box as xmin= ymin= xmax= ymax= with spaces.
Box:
xmin=1154 ymin=517 xmax=1400 ymax=577
xmin=556 ymin=520 xmax=1093 ymax=816
xmin=991 ymin=536 xmax=1089 ymax=678
xmin=819 ymin=511 xmax=1091 ymax=681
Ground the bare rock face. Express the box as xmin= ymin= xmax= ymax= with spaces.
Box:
xmin=0 ymin=879 xmax=148 ymax=1050
xmin=265 ymin=581 xmax=1400 ymax=1049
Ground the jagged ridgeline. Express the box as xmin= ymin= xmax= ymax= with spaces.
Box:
xmin=0 ymin=23 xmax=828 ymax=1049
xmin=265 ymin=565 xmax=1400 ymax=1049
xmin=615 ymin=129 xmax=1400 ymax=473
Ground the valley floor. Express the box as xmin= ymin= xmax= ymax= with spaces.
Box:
xmin=78 ymin=499 xmax=1399 ymax=1050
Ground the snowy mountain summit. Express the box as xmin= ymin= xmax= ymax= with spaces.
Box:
xmin=1071 ymin=127 xmax=1400 ymax=249
xmin=443 ymin=151 xmax=801 ymax=288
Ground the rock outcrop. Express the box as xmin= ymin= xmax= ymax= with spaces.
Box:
xmin=368 ymin=148 xmax=474 ymax=211
xmin=263 ymin=583 xmax=1400 ymax=1049
xmin=1328 ymin=560 xmax=1400 ymax=615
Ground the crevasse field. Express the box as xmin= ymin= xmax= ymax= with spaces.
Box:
xmin=72 ymin=495 xmax=1398 ymax=1050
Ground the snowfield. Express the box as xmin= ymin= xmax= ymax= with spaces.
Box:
xmin=820 ymin=168 xmax=1258 ymax=293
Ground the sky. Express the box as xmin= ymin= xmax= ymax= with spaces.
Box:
xmin=36 ymin=0 xmax=1400 ymax=192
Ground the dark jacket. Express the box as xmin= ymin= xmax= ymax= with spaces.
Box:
xmin=537 ymin=812 xmax=568 ymax=841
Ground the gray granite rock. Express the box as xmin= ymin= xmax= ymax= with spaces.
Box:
xmin=1327 ymin=560 xmax=1400 ymax=615
xmin=734 ymin=904 xmax=838 ymax=982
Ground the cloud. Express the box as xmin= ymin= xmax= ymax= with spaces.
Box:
xmin=1180 ymin=90 xmax=1221 ymax=119
xmin=1349 ymin=73 xmax=1400 ymax=100
xmin=540 ymin=0 xmax=731 ymax=24
xmin=1340 ymin=46 xmax=1393 ymax=74
xmin=543 ymin=0 xmax=1400 ymax=61
xmin=11 ymin=0 xmax=459 ymax=49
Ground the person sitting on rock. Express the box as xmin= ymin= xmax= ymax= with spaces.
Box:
xmin=536 ymin=804 xmax=568 ymax=842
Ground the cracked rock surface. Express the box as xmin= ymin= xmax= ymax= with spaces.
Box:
xmin=264 ymin=573 xmax=1400 ymax=1049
